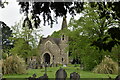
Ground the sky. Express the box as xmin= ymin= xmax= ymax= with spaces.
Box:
xmin=0 ymin=0 xmax=81 ymax=37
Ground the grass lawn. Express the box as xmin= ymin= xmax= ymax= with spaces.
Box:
xmin=3 ymin=65 xmax=118 ymax=79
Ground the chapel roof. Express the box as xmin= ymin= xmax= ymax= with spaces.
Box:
xmin=40 ymin=37 xmax=61 ymax=46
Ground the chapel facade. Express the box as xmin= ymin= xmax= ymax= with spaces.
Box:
xmin=39 ymin=17 xmax=69 ymax=65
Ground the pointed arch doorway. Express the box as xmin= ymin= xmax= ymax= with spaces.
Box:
xmin=43 ymin=53 xmax=50 ymax=64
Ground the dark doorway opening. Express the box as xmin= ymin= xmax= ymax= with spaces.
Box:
xmin=44 ymin=53 xmax=50 ymax=64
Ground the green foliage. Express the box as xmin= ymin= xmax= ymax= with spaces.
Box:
xmin=10 ymin=38 xmax=32 ymax=59
xmin=31 ymin=48 xmax=39 ymax=56
xmin=110 ymin=45 xmax=120 ymax=62
xmin=10 ymin=20 xmax=41 ymax=48
xmin=67 ymin=4 xmax=117 ymax=71
xmin=9 ymin=21 xmax=41 ymax=61
xmin=93 ymin=56 xmax=118 ymax=74
xmin=2 ymin=55 xmax=26 ymax=74
xmin=81 ymin=47 xmax=99 ymax=71
xmin=51 ymin=31 xmax=61 ymax=38
xmin=2 ymin=52 xmax=8 ymax=59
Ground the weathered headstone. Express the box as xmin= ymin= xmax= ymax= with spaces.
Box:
xmin=70 ymin=72 xmax=80 ymax=80
xmin=115 ymin=75 xmax=120 ymax=80
xmin=55 ymin=68 xmax=67 ymax=80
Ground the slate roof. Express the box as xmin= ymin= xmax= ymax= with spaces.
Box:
xmin=40 ymin=37 xmax=61 ymax=46
xmin=52 ymin=38 xmax=61 ymax=45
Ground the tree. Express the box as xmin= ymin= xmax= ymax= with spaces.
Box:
xmin=10 ymin=38 xmax=32 ymax=62
xmin=66 ymin=4 xmax=118 ymax=70
xmin=0 ymin=21 xmax=13 ymax=59
xmin=90 ymin=2 xmax=120 ymax=20
xmin=89 ymin=2 xmax=120 ymax=51
xmin=9 ymin=20 xmax=41 ymax=62
xmin=10 ymin=19 xmax=41 ymax=48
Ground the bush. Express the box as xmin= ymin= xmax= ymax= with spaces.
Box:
xmin=2 ymin=55 xmax=26 ymax=74
xmin=92 ymin=56 xmax=118 ymax=74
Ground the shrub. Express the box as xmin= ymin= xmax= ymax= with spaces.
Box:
xmin=92 ymin=56 xmax=118 ymax=74
xmin=2 ymin=55 xmax=26 ymax=74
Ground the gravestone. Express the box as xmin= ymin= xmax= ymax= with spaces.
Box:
xmin=115 ymin=75 xmax=120 ymax=80
xmin=70 ymin=72 xmax=80 ymax=80
xmin=55 ymin=68 xmax=67 ymax=80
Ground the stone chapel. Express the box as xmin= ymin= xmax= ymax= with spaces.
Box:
xmin=39 ymin=17 xmax=69 ymax=65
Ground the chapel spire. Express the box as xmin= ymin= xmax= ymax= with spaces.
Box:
xmin=61 ymin=17 xmax=67 ymax=30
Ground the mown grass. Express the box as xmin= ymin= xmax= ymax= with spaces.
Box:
xmin=3 ymin=65 xmax=118 ymax=79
